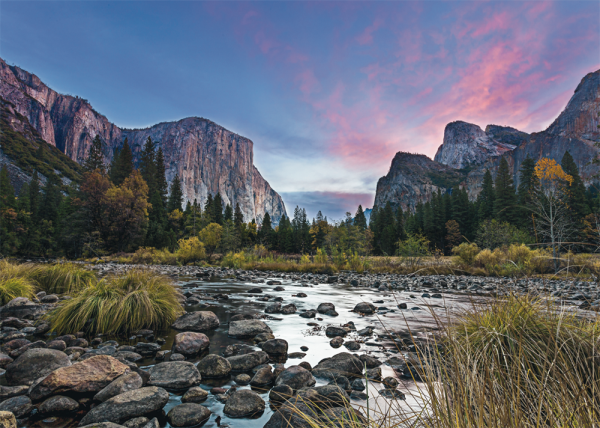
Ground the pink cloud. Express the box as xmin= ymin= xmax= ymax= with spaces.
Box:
xmin=356 ymin=18 xmax=383 ymax=45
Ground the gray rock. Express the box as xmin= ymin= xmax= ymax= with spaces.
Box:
xmin=0 ymin=385 xmax=28 ymax=400
xmin=140 ymin=418 xmax=159 ymax=428
xmin=250 ymin=366 xmax=274 ymax=387
xmin=325 ymin=326 xmax=347 ymax=337
xmin=275 ymin=366 xmax=316 ymax=390
xmin=113 ymin=351 xmax=143 ymax=363
xmin=351 ymin=378 xmax=365 ymax=391
xmin=330 ymin=337 xmax=344 ymax=348
xmin=0 ymin=353 xmax=13 ymax=369
xmin=0 ymin=395 xmax=32 ymax=418
xmin=181 ymin=386 xmax=208 ymax=403
xmin=280 ymin=304 xmax=297 ymax=314
xmin=269 ymin=384 xmax=293 ymax=402
xmin=95 ymin=372 xmax=144 ymax=402
xmin=261 ymin=339 xmax=288 ymax=355
xmin=38 ymin=395 xmax=79 ymax=414
xmin=80 ymin=424 xmax=126 ymax=428
xmin=359 ymin=354 xmax=381 ymax=368
xmin=353 ymin=302 xmax=376 ymax=314
xmin=197 ymin=354 xmax=231 ymax=378
xmin=234 ymin=374 xmax=251 ymax=385
xmin=47 ymin=340 xmax=67 ymax=352
xmin=9 ymin=340 xmax=47 ymax=359
xmin=172 ymin=332 xmax=210 ymax=356
xmin=78 ymin=387 xmax=169 ymax=426
xmin=172 ymin=311 xmax=220 ymax=332
xmin=167 ymin=403 xmax=211 ymax=427
xmin=312 ymin=352 xmax=363 ymax=380
xmin=148 ymin=362 xmax=201 ymax=390
xmin=228 ymin=320 xmax=272 ymax=339
xmin=223 ymin=389 xmax=265 ymax=418
xmin=317 ymin=303 xmax=337 ymax=315
xmin=299 ymin=310 xmax=316 ymax=318
xmin=5 ymin=348 xmax=71 ymax=386
xmin=227 ymin=351 xmax=269 ymax=372
xmin=134 ymin=343 xmax=161 ymax=357
xmin=123 ymin=417 xmax=149 ymax=428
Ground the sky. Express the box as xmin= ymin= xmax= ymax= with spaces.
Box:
xmin=1 ymin=1 xmax=599 ymax=220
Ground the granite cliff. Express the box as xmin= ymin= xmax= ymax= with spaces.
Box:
xmin=0 ymin=57 xmax=286 ymax=223
xmin=375 ymin=69 xmax=600 ymax=211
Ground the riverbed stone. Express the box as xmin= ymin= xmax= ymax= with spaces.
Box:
xmin=330 ymin=337 xmax=344 ymax=348
xmin=181 ymin=386 xmax=208 ymax=403
xmin=0 ymin=396 xmax=32 ymax=418
xmin=9 ymin=340 xmax=47 ymax=359
xmin=38 ymin=395 xmax=79 ymax=414
xmin=275 ymin=365 xmax=316 ymax=390
xmin=353 ymin=302 xmax=376 ymax=314
xmin=197 ymin=354 xmax=231 ymax=378
xmin=94 ymin=372 xmax=144 ymax=402
xmin=317 ymin=303 xmax=338 ymax=316
xmin=228 ymin=320 xmax=272 ymax=338
xmin=0 ymin=354 xmax=12 ymax=369
xmin=0 ymin=385 xmax=28 ymax=400
xmin=250 ymin=365 xmax=274 ymax=387
xmin=312 ymin=353 xmax=363 ymax=379
xmin=5 ymin=348 xmax=72 ymax=386
xmin=172 ymin=311 xmax=220 ymax=332
xmin=261 ymin=339 xmax=288 ymax=355
xmin=325 ymin=326 xmax=347 ymax=337
xmin=0 ymin=411 xmax=16 ymax=428
xmin=280 ymin=304 xmax=297 ymax=314
xmin=269 ymin=384 xmax=293 ymax=402
xmin=29 ymin=355 xmax=130 ymax=400
xmin=234 ymin=374 xmax=251 ymax=385
xmin=167 ymin=403 xmax=211 ymax=427
xmin=223 ymin=389 xmax=265 ymax=418
xmin=226 ymin=351 xmax=269 ymax=372
xmin=147 ymin=362 xmax=201 ymax=390
xmin=123 ymin=417 xmax=148 ymax=428
xmin=172 ymin=332 xmax=210 ymax=356
xmin=78 ymin=387 xmax=169 ymax=426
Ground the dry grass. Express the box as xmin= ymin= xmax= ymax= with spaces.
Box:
xmin=30 ymin=263 xmax=97 ymax=294
xmin=47 ymin=269 xmax=184 ymax=335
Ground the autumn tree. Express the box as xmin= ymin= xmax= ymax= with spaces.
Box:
xmin=445 ymin=220 xmax=462 ymax=250
xmin=199 ymin=223 xmax=223 ymax=261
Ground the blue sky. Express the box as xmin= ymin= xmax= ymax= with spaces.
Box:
xmin=1 ymin=1 xmax=598 ymax=220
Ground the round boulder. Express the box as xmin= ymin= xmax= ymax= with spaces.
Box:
xmin=5 ymin=348 xmax=71 ymax=386
xmin=226 ymin=351 xmax=269 ymax=372
xmin=148 ymin=362 xmax=201 ymax=390
xmin=275 ymin=365 xmax=316 ymax=390
xmin=269 ymin=384 xmax=293 ymax=402
xmin=38 ymin=395 xmax=79 ymax=414
xmin=223 ymin=389 xmax=265 ymax=418
xmin=261 ymin=339 xmax=288 ymax=356
xmin=228 ymin=320 xmax=272 ymax=339
xmin=353 ymin=302 xmax=376 ymax=314
xmin=181 ymin=386 xmax=208 ymax=403
xmin=171 ymin=311 xmax=220 ymax=332
xmin=94 ymin=372 xmax=144 ymax=402
xmin=197 ymin=354 xmax=231 ymax=378
xmin=325 ymin=326 xmax=347 ymax=338
xmin=0 ymin=395 xmax=32 ymax=418
xmin=172 ymin=332 xmax=209 ymax=356
xmin=167 ymin=403 xmax=211 ymax=427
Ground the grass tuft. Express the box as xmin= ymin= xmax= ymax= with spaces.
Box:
xmin=47 ymin=269 xmax=184 ymax=335
xmin=0 ymin=277 xmax=35 ymax=305
xmin=30 ymin=263 xmax=97 ymax=294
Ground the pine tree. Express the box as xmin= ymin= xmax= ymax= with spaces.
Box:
xmin=109 ymin=139 xmax=134 ymax=186
xmin=83 ymin=135 xmax=105 ymax=173
xmin=204 ymin=194 xmax=214 ymax=224
xmin=260 ymin=212 xmax=273 ymax=247
xmin=561 ymin=151 xmax=589 ymax=221
xmin=395 ymin=206 xmax=407 ymax=242
xmin=155 ymin=147 xmax=168 ymax=208
xmin=234 ymin=203 xmax=244 ymax=227
xmin=0 ymin=166 xmax=15 ymax=210
xmin=354 ymin=205 xmax=368 ymax=230
xmin=494 ymin=157 xmax=517 ymax=223
xmin=167 ymin=173 xmax=184 ymax=213
xmin=139 ymin=137 xmax=156 ymax=190
xmin=517 ymin=156 xmax=539 ymax=230
xmin=212 ymin=193 xmax=224 ymax=225
xmin=224 ymin=204 xmax=233 ymax=222
xmin=478 ymin=169 xmax=495 ymax=220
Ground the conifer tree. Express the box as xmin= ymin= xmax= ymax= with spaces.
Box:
xmin=155 ymin=148 xmax=168 ymax=208
xmin=494 ymin=157 xmax=517 ymax=223
xmin=561 ymin=151 xmax=589 ymax=221
xmin=84 ymin=135 xmax=105 ymax=173
xmin=224 ymin=204 xmax=233 ymax=222
xmin=167 ymin=173 xmax=184 ymax=213
xmin=109 ymin=139 xmax=133 ymax=186
xmin=212 ymin=193 xmax=224 ymax=225
xmin=395 ymin=206 xmax=407 ymax=242
xmin=234 ymin=203 xmax=244 ymax=227
xmin=478 ymin=169 xmax=495 ymax=220
xmin=139 ymin=137 xmax=156 ymax=189
xmin=354 ymin=205 xmax=368 ymax=230
xmin=517 ymin=156 xmax=539 ymax=230
xmin=260 ymin=212 xmax=273 ymax=247
xmin=204 ymin=194 xmax=214 ymax=224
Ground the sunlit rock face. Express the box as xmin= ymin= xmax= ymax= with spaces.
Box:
xmin=376 ymin=69 xmax=600 ymax=211
xmin=0 ymin=57 xmax=286 ymax=224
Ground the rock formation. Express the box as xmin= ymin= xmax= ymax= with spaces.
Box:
xmin=0 ymin=57 xmax=286 ymax=223
xmin=376 ymin=69 xmax=600 ymax=211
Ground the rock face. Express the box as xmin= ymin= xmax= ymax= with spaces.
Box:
xmin=434 ymin=121 xmax=517 ymax=169
xmin=0 ymin=57 xmax=286 ymax=224
xmin=375 ymin=69 xmax=600 ymax=211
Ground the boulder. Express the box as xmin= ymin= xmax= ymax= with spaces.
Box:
xmin=280 ymin=304 xmax=297 ymax=314
xmin=325 ymin=326 xmax=347 ymax=337
xmin=29 ymin=355 xmax=130 ymax=401
xmin=269 ymin=384 xmax=293 ymax=402
xmin=134 ymin=343 xmax=160 ymax=357
xmin=343 ymin=341 xmax=360 ymax=351
xmin=0 ymin=354 xmax=13 ymax=369
xmin=38 ymin=395 xmax=79 ymax=414
xmin=167 ymin=403 xmax=211 ymax=427
xmin=0 ymin=396 xmax=32 ymax=418
xmin=5 ymin=348 xmax=71 ymax=386
xmin=223 ymin=389 xmax=265 ymax=418
xmin=250 ymin=366 xmax=274 ymax=387
xmin=123 ymin=417 xmax=149 ymax=428
xmin=353 ymin=302 xmax=376 ymax=314
xmin=0 ymin=412 xmax=16 ymax=428
xmin=317 ymin=303 xmax=336 ymax=315
xmin=0 ymin=298 xmax=42 ymax=320
xmin=264 ymin=303 xmax=281 ymax=314
xmin=359 ymin=354 xmax=381 ymax=368
xmin=275 ymin=366 xmax=316 ymax=390
xmin=261 ymin=339 xmax=288 ymax=356
xmin=228 ymin=320 xmax=272 ymax=338
xmin=113 ymin=351 xmax=143 ymax=363
xmin=299 ymin=310 xmax=316 ymax=319
xmin=197 ymin=354 xmax=231 ymax=378
xmin=226 ymin=351 xmax=269 ymax=372
xmin=0 ymin=385 xmax=28 ymax=400
xmin=330 ymin=337 xmax=344 ymax=348
xmin=147 ymin=362 xmax=201 ymax=390
xmin=172 ymin=332 xmax=209 ymax=356
xmin=181 ymin=386 xmax=208 ymax=403
xmin=172 ymin=311 xmax=220 ymax=332
xmin=312 ymin=353 xmax=363 ymax=380
xmin=94 ymin=372 xmax=144 ymax=402
xmin=9 ymin=340 xmax=47 ymax=359
xmin=78 ymin=387 xmax=169 ymax=426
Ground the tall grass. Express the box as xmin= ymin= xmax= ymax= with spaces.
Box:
xmin=0 ymin=277 xmax=36 ymax=305
xmin=47 ymin=270 xmax=184 ymax=335
xmin=30 ymin=263 xmax=97 ymax=294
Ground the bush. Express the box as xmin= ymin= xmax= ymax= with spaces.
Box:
xmin=31 ymin=263 xmax=97 ymax=294
xmin=221 ymin=251 xmax=247 ymax=269
xmin=0 ymin=277 xmax=35 ymax=305
xmin=176 ymin=237 xmax=206 ymax=263
xmin=397 ymin=234 xmax=430 ymax=268
xmin=474 ymin=248 xmax=499 ymax=271
xmin=476 ymin=219 xmax=533 ymax=250
xmin=47 ymin=270 xmax=184 ymax=335
xmin=452 ymin=242 xmax=480 ymax=265
xmin=314 ymin=248 xmax=328 ymax=264
xmin=129 ymin=247 xmax=177 ymax=265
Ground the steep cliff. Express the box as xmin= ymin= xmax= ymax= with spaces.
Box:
xmin=0 ymin=57 xmax=286 ymax=223
xmin=376 ymin=69 xmax=600 ymax=211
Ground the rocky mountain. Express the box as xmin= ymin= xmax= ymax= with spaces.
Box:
xmin=0 ymin=57 xmax=286 ymax=224
xmin=375 ymin=69 xmax=600 ymax=211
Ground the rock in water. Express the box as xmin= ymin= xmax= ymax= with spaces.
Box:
xmin=29 ymin=355 xmax=130 ymax=400
xmin=228 ymin=320 xmax=272 ymax=338
xmin=181 ymin=387 xmax=208 ymax=403
xmin=223 ymin=389 xmax=265 ymax=418
xmin=261 ymin=339 xmax=288 ymax=356
xmin=226 ymin=351 xmax=269 ymax=372
xmin=312 ymin=353 xmax=363 ymax=380
xmin=5 ymin=348 xmax=71 ymax=386
xmin=172 ymin=332 xmax=210 ymax=356
xmin=275 ymin=366 xmax=316 ymax=390
xmin=79 ymin=387 xmax=169 ymax=426
xmin=167 ymin=403 xmax=211 ymax=427
xmin=38 ymin=395 xmax=79 ymax=414
xmin=197 ymin=354 xmax=231 ymax=378
xmin=94 ymin=372 xmax=144 ymax=402
xmin=171 ymin=311 xmax=220 ymax=332
xmin=147 ymin=362 xmax=201 ymax=390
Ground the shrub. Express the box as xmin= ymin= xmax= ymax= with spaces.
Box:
xmin=299 ymin=254 xmax=311 ymax=264
xmin=129 ymin=247 xmax=177 ymax=265
xmin=314 ymin=248 xmax=328 ymax=264
xmin=0 ymin=277 xmax=35 ymax=305
xmin=452 ymin=242 xmax=480 ymax=265
xmin=222 ymin=251 xmax=247 ymax=269
xmin=505 ymin=243 xmax=533 ymax=266
xmin=474 ymin=248 xmax=499 ymax=271
xmin=31 ymin=263 xmax=97 ymax=294
xmin=47 ymin=270 xmax=184 ymax=335
xmin=176 ymin=237 xmax=206 ymax=263
xmin=476 ymin=219 xmax=533 ymax=250
xmin=397 ymin=234 xmax=430 ymax=268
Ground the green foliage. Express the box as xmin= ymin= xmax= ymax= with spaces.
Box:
xmin=0 ymin=277 xmax=35 ymax=305
xmin=452 ymin=242 xmax=480 ymax=265
xmin=476 ymin=219 xmax=532 ymax=250
xmin=31 ymin=263 xmax=97 ymax=294
xmin=176 ymin=236 xmax=206 ymax=263
xmin=47 ymin=270 xmax=184 ymax=335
